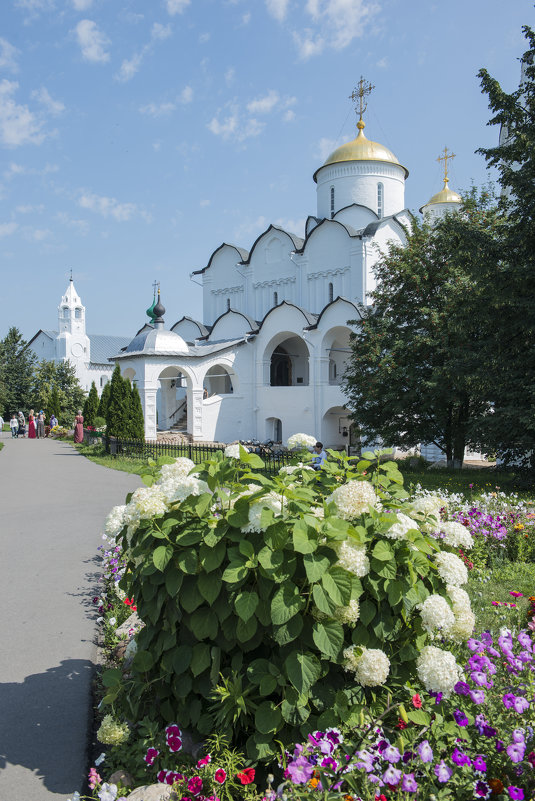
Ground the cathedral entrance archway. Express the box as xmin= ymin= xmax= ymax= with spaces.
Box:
xmin=267 ymin=335 xmax=309 ymax=386
xmin=157 ymin=366 xmax=189 ymax=432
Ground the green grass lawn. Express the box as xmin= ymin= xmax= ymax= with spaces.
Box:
xmin=398 ymin=464 xmax=534 ymax=498
xmin=73 ymin=442 xmax=147 ymax=475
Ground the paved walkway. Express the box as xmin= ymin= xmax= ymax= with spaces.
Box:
xmin=0 ymin=434 xmax=140 ymax=799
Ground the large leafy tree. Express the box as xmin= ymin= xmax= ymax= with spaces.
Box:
xmin=0 ymin=327 xmax=36 ymax=415
xmin=31 ymin=359 xmax=85 ymax=425
xmin=343 ymin=191 xmax=502 ymax=468
xmin=477 ymin=26 xmax=535 ymax=466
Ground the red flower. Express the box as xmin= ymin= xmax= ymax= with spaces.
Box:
xmin=412 ymin=693 xmax=422 ymax=708
xmin=375 ymin=795 xmax=387 ymax=801
xmin=214 ymin=769 xmax=227 ymax=784
xmin=237 ymin=768 xmax=255 ymax=785
xmin=396 ymin=718 xmax=408 ymax=729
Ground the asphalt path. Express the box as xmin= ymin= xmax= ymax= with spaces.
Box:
xmin=0 ymin=433 xmax=140 ymax=800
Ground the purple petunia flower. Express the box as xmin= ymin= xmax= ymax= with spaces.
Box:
xmin=507 ymin=743 xmax=526 ymax=763
xmin=401 ymin=773 xmax=418 ymax=793
xmin=467 ymin=638 xmax=485 ymax=652
xmin=452 ymin=748 xmax=471 ymax=766
xmin=320 ymin=757 xmax=338 ymax=771
xmin=434 ymin=760 xmax=453 ymax=783
xmin=473 ymin=755 xmax=487 ymax=772
xmin=482 ymin=724 xmax=497 ymax=737
xmin=474 ymin=779 xmax=491 ymax=798
xmin=508 ymin=787 xmax=524 ymax=800
xmin=503 ymin=693 xmax=516 ymax=709
xmin=454 ymin=709 xmax=469 ymax=727
xmin=286 ymin=756 xmax=314 ymax=784
xmin=417 ymin=741 xmax=433 ymax=763
xmin=513 ymin=697 xmax=530 ymax=714
xmin=472 ymin=671 xmax=492 ymax=688
xmin=512 ymin=729 xmax=525 ymax=743
xmin=429 ymin=691 xmax=443 ymax=704
xmin=496 ymin=740 xmax=505 ymax=753
xmin=354 ymin=750 xmax=375 ymax=773
xmin=469 ymin=689 xmax=486 ymax=704
xmin=382 ymin=765 xmax=401 ymax=786
xmin=454 ymin=680 xmax=471 ymax=696
xmin=383 ymin=745 xmax=401 ymax=764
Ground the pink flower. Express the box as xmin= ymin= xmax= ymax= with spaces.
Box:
xmin=157 ymin=770 xmax=168 ymax=783
xmin=214 ymin=769 xmax=227 ymax=784
xmin=165 ymin=723 xmax=182 ymax=738
xmin=167 ymin=736 xmax=183 ymax=753
xmin=187 ymin=776 xmax=204 ymax=796
xmin=197 ymin=755 xmax=211 ymax=768
xmin=144 ymin=747 xmax=160 ymax=766
xmin=88 ymin=767 xmax=101 ymax=789
xmin=510 ymin=591 xmax=523 ymax=598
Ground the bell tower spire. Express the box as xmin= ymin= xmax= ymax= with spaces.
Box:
xmin=56 ymin=273 xmax=90 ymax=363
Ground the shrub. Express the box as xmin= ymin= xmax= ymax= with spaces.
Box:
xmin=83 ymin=381 xmax=99 ymax=427
xmin=103 ymin=445 xmax=475 ymax=761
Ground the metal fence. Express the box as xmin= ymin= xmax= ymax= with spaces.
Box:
xmin=102 ymin=436 xmax=294 ymax=475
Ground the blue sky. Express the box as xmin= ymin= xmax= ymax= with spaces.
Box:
xmin=1 ymin=0 xmax=532 ymax=341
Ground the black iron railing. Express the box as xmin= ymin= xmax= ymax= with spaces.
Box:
xmin=102 ymin=436 xmax=294 ymax=475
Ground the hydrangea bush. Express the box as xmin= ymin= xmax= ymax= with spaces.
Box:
xmin=102 ymin=440 xmax=476 ymax=761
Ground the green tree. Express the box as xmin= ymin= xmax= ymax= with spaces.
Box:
xmin=0 ymin=327 xmax=36 ymax=415
xmin=48 ymin=386 xmax=61 ymax=419
xmin=97 ymin=380 xmax=111 ymax=419
xmin=477 ymin=26 xmax=535 ymax=467
xmin=129 ymin=382 xmax=145 ymax=439
xmin=106 ymin=364 xmax=131 ymax=438
xmin=31 ymin=359 xmax=85 ymax=425
xmin=342 ymin=191 xmax=502 ymax=468
xmin=83 ymin=381 xmax=99 ymax=427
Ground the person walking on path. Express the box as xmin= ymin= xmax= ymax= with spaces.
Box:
xmin=0 ymin=435 xmax=140 ymax=800
xmin=36 ymin=410 xmax=45 ymax=439
xmin=73 ymin=409 xmax=84 ymax=443
xmin=49 ymin=413 xmax=58 ymax=430
xmin=28 ymin=409 xmax=36 ymax=439
xmin=18 ymin=411 xmax=25 ymax=437
xmin=10 ymin=414 xmax=18 ymax=438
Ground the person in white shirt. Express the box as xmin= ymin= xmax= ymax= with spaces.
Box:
xmin=312 ymin=441 xmax=327 ymax=470
xmin=10 ymin=414 xmax=18 ymax=438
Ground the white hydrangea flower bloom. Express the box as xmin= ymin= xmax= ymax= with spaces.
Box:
xmin=311 ymin=506 xmax=325 ymax=519
xmin=158 ymin=457 xmax=195 ymax=481
xmin=416 ymin=645 xmax=462 ymax=696
xmin=434 ymin=551 xmax=468 ymax=587
xmin=384 ymin=512 xmax=419 ymax=540
xmin=411 ymin=493 xmax=446 ymax=531
xmin=158 ymin=475 xmax=211 ymax=505
xmin=334 ymin=539 xmax=370 ymax=577
xmin=242 ymin=491 xmax=283 ymax=534
xmin=333 ymin=599 xmax=360 ymax=625
xmin=446 ymin=584 xmax=475 ymax=642
xmin=124 ymin=487 xmax=167 ymax=525
xmin=419 ymin=594 xmax=455 ymax=636
xmin=105 ymin=505 xmax=127 ymax=538
xmin=279 ymin=462 xmax=314 ymax=475
xmin=287 ymin=433 xmax=317 ymax=450
xmin=343 ymin=646 xmax=390 ymax=686
xmin=224 ymin=443 xmax=248 ymax=459
xmin=439 ymin=521 xmax=474 ymax=549
xmin=326 ymin=480 xmax=378 ymax=520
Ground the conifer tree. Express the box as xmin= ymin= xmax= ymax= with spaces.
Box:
xmin=106 ymin=364 xmax=128 ymax=438
xmin=48 ymin=386 xmax=61 ymax=419
xmin=129 ymin=382 xmax=145 ymax=440
xmin=83 ymin=381 xmax=99 ymax=427
xmin=0 ymin=327 xmax=35 ymax=414
xmin=97 ymin=380 xmax=111 ymax=420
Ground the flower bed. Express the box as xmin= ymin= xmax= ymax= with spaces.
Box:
xmin=77 ymin=440 xmax=535 ymax=801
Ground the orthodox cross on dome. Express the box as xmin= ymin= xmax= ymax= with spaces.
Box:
xmin=146 ymin=280 xmax=160 ymax=323
xmin=437 ymin=146 xmax=456 ymax=186
xmin=349 ymin=76 xmax=375 ymax=125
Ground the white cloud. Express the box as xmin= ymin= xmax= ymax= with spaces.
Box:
xmin=234 ymin=215 xmax=269 ymax=242
xmin=225 ymin=67 xmax=235 ymax=86
xmin=199 ymin=199 xmax=211 ymax=207
xmin=207 ymin=108 xmax=264 ymax=143
xmin=376 ymin=56 xmax=387 ymax=68
xmin=265 ymin=0 xmax=289 ymax=22
xmin=180 ymin=85 xmax=193 ymax=104
xmin=292 ymin=29 xmax=324 ymax=59
xmin=14 ymin=0 xmax=54 ymax=14
xmin=275 ymin=216 xmax=306 ymax=235
xmin=72 ymin=0 xmax=93 ymax=9
xmin=199 ymin=32 xmax=210 ymax=43
xmin=207 ymin=113 xmax=238 ymax=139
xmin=0 ymin=80 xmax=45 ymax=146
xmin=316 ymin=136 xmax=337 ymax=161
xmin=56 ymin=211 xmax=90 ymax=235
xmin=152 ymin=22 xmax=172 ymax=40
xmin=140 ymin=101 xmax=176 ymax=117
xmin=27 ymin=227 xmax=50 ymax=241
xmin=0 ymin=38 xmax=20 ymax=73
xmin=165 ymin=0 xmax=190 ymax=15
xmin=31 ymin=87 xmax=65 ymax=115
xmin=283 ymin=109 xmax=295 ymax=122
xmin=302 ymin=0 xmax=380 ymax=52
xmin=74 ymin=19 xmax=110 ymax=63
xmin=0 ymin=222 xmax=18 ymax=237
xmin=242 ymin=12 xmax=251 ymax=25
xmin=16 ymin=203 xmax=44 ymax=213
xmin=78 ymin=191 xmax=150 ymax=222
xmin=247 ymin=89 xmax=279 ymax=115
xmin=116 ymin=22 xmax=172 ymax=82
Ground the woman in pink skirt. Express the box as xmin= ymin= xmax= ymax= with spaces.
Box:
xmin=73 ymin=409 xmax=84 ymax=443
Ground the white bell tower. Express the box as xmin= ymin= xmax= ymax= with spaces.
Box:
xmin=56 ymin=277 xmax=91 ymax=363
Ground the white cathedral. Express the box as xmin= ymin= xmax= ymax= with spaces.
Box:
xmin=30 ymin=89 xmax=462 ymax=450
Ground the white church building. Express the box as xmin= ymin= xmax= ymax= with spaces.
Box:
xmin=110 ymin=99 xmax=462 ymax=446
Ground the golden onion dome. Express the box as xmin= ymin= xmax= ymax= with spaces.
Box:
xmin=420 ymin=179 xmax=461 ymax=213
xmin=314 ymin=120 xmax=408 ymax=182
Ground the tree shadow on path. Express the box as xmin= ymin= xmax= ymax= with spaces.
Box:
xmin=0 ymin=659 xmax=94 ymax=795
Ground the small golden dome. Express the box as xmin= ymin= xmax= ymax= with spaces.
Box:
xmin=314 ymin=120 xmax=409 ymax=182
xmin=420 ymin=179 xmax=461 ymax=213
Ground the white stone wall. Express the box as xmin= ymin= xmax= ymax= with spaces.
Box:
xmin=316 ymin=161 xmax=406 ymax=220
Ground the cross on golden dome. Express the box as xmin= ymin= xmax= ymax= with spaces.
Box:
xmin=349 ymin=76 xmax=375 ymax=125
xmin=437 ymin=146 xmax=456 ymax=186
